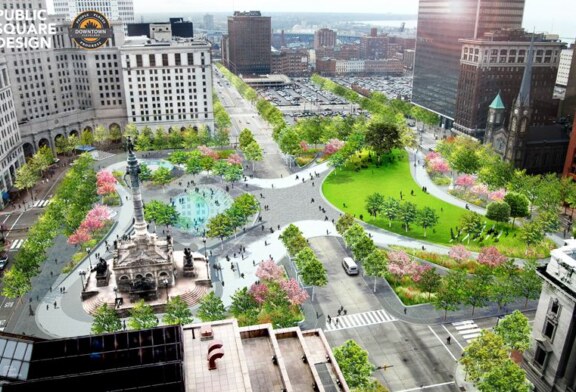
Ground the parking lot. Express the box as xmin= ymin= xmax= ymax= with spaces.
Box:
xmin=332 ymin=75 xmax=413 ymax=100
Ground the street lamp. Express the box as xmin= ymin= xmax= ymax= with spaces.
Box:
xmin=79 ymin=270 xmax=86 ymax=292
xmin=162 ymin=278 xmax=169 ymax=303
xmin=86 ymin=247 xmax=92 ymax=270
xmin=202 ymin=236 xmax=207 ymax=259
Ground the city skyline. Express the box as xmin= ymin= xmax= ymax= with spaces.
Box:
xmin=134 ymin=0 xmax=574 ymax=40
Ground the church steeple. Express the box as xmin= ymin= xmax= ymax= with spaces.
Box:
xmin=515 ymin=35 xmax=535 ymax=108
xmin=485 ymin=91 xmax=505 ymax=144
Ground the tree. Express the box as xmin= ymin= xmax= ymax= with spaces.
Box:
xmin=279 ymin=128 xmax=302 ymax=155
xmin=477 ymin=246 xmax=507 ymax=268
xmin=294 ymin=247 xmax=317 ymax=271
xmin=239 ymin=128 xmax=255 ymax=149
xmin=365 ymin=192 xmax=385 ymax=217
xmin=363 ymin=249 xmax=388 ymax=292
xmin=514 ymin=259 xmax=542 ymax=307
xmin=486 ymin=202 xmax=511 ymax=226
xmin=417 ymin=207 xmax=439 ymax=237
xmin=534 ymin=173 xmax=562 ymax=213
xmin=163 ymin=296 xmax=194 ymax=326
xmin=364 ymin=121 xmax=402 ymax=164
xmin=212 ymin=159 xmax=229 ymax=180
xmin=207 ymin=213 xmax=234 ymax=248
xmin=197 ymin=292 xmax=227 ymax=322
xmin=351 ymin=234 xmax=375 ymax=262
xmin=93 ymin=125 xmax=109 ymax=146
xmin=151 ymin=166 xmax=172 ymax=188
xmin=535 ymin=209 xmax=561 ymax=233
xmin=451 ymin=145 xmax=481 ymax=174
xmin=449 ymin=245 xmax=471 ymax=262
xmin=128 ymin=300 xmax=158 ymax=330
xmin=123 ymin=123 xmax=138 ymax=140
xmin=333 ymin=340 xmax=374 ymax=389
xmin=343 ymin=223 xmax=366 ymax=249
xmin=223 ymin=164 xmax=243 ymax=185
xmin=416 ymin=267 xmax=442 ymax=300
xmin=465 ymin=268 xmax=492 ymax=315
xmin=494 ymin=310 xmax=531 ymax=352
xmin=144 ymin=200 xmax=180 ymax=227
xmin=477 ymin=359 xmax=531 ymax=392
xmin=336 ymin=213 xmax=355 ymax=235
xmin=460 ymin=330 xmax=508 ymax=382
xmin=300 ymin=256 xmax=328 ymax=300
xmin=214 ymin=128 xmax=230 ymax=148
xmin=185 ymin=152 xmax=204 ymax=177
xmin=233 ymin=193 xmax=260 ymax=219
xmin=14 ymin=164 xmax=39 ymax=200
xmin=79 ymin=129 xmax=94 ymax=145
xmin=504 ymin=192 xmax=530 ymax=225
xmin=398 ymin=201 xmax=418 ymax=232
xmin=434 ymin=270 xmax=466 ymax=319
xmin=230 ymin=287 xmax=260 ymax=326
xmin=1 ymin=268 xmax=31 ymax=299
xmin=520 ymin=221 xmax=545 ymax=250
xmin=109 ymin=124 xmax=122 ymax=143
xmin=380 ymin=197 xmax=400 ymax=228
xmin=242 ymin=141 xmax=263 ymax=171
xmin=460 ymin=211 xmax=483 ymax=243
xmin=91 ymin=304 xmax=122 ymax=334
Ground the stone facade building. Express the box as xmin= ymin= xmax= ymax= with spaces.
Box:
xmin=524 ymin=239 xmax=576 ymax=391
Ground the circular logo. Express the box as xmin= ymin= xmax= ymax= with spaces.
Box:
xmin=70 ymin=11 xmax=112 ymax=50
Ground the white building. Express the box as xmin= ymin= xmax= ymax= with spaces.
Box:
xmin=121 ymin=37 xmax=214 ymax=131
xmin=52 ymin=0 xmax=134 ymax=24
xmin=556 ymin=48 xmax=573 ymax=87
xmin=335 ymin=60 xmax=364 ymax=74
xmin=0 ymin=58 xmax=25 ymax=209
xmin=524 ymin=239 xmax=576 ymax=391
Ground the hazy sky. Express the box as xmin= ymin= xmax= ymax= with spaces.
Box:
xmin=129 ymin=0 xmax=575 ymax=38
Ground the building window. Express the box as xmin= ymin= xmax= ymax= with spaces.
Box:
xmin=150 ymin=55 xmax=156 ymax=67
xmin=543 ymin=320 xmax=556 ymax=341
xmin=162 ymin=54 xmax=169 ymax=66
xmin=534 ymin=346 xmax=547 ymax=369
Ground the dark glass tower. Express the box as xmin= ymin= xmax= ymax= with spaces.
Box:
xmin=226 ymin=11 xmax=271 ymax=76
xmin=412 ymin=0 xmax=526 ymax=126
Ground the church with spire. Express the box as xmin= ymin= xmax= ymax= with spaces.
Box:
xmin=484 ymin=38 xmax=571 ymax=174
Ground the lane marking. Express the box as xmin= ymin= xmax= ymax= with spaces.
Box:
xmin=428 ymin=325 xmax=457 ymax=362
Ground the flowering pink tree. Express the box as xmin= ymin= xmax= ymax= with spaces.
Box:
xmin=67 ymin=228 xmax=91 ymax=245
xmin=387 ymin=251 xmax=413 ymax=279
xmin=255 ymin=260 xmax=284 ymax=281
xmin=412 ymin=264 xmax=432 ymax=283
xmin=227 ymin=153 xmax=243 ymax=166
xmin=478 ymin=246 xmax=507 ymax=268
xmin=86 ymin=205 xmax=111 ymax=222
xmin=455 ymin=174 xmax=476 ymax=189
xmin=198 ymin=145 xmax=219 ymax=159
xmin=323 ymin=139 xmax=345 ymax=155
xmin=428 ymin=158 xmax=450 ymax=174
xmin=425 ymin=151 xmax=441 ymax=162
xmin=299 ymin=141 xmax=309 ymax=152
xmin=80 ymin=215 xmax=106 ymax=232
xmin=470 ymin=184 xmax=489 ymax=198
xmin=488 ymin=189 xmax=507 ymax=201
xmin=280 ymin=278 xmax=309 ymax=305
xmin=96 ymin=170 xmax=117 ymax=195
xmin=449 ymin=245 xmax=471 ymax=262
xmin=249 ymin=283 xmax=269 ymax=304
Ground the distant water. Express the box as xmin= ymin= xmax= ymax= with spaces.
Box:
xmin=357 ymin=20 xmax=417 ymax=29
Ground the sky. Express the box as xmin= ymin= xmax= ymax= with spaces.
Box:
xmin=128 ymin=0 xmax=575 ymax=39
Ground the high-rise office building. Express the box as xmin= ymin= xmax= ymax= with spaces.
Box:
xmin=314 ymin=28 xmax=337 ymax=51
xmin=412 ymin=0 xmax=525 ymax=127
xmin=0 ymin=58 xmax=25 ymax=209
xmin=52 ymin=0 xmax=135 ymax=23
xmin=224 ymin=11 xmax=271 ymax=76
xmin=454 ymin=30 xmax=563 ymax=137
xmin=203 ymin=14 xmax=214 ymax=30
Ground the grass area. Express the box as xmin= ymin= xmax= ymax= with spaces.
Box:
xmin=323 ymin=150 xmax=552 ymax=258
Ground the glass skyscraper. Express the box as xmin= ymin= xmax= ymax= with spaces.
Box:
xmin=412 ymin=0 xmax=526 ymax=126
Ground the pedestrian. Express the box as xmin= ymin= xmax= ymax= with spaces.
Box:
xmin=335 ymin=319 xmax=339 ymax=326
xmin=327 ymin=315 xmax=332 ymax=324
xmin=49 ymin=287 xmax=52 ymax=292
xmin=326 ymin=229 xmax=330 ymax=235
xmin=50 ymin=271 xmax=53 ymax=277
xmin=53 ymin=301 xmax=57 ymax=309
xmin=337 ymin=309 xmax=342 ymax=316
xmin=55 ymin=258 xmax=58 ymax=264
xmin=277 ymin=224 xmax=280 ymax=231
xmin=343 ymin=310 xmax=347 ymax=315
xmin=312 ymin=182 xmax=315 ymax=187
xmin=404 ymin=308 xmax=407 ymax=314
xmin=46 ymin=304 xmax=49 ymax=311
xmin=447 ymin=336 xmax=451 ymax=345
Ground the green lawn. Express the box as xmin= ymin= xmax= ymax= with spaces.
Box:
xmin=322 ymin=150 xmax=552 ymax=258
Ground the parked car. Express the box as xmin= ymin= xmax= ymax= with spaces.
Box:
xmin=0 ymin=253 xmax=8 ymax=271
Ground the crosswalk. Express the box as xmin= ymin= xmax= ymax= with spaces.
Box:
xmin=324 ymin=309 xmax=397 ymax=332
xmin=32 ymin=199 xmax=51 ymax=208
xmin=452 ymin=320 xmax=482 ymax=343
xmin=8 ymin=239 xmax=25 ymax=251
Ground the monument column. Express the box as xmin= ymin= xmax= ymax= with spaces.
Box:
xmin=126 ymin=139 xmax=148 ymax=237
